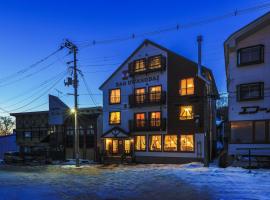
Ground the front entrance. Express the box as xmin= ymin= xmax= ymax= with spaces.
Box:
xmin=105 ymin=138 xmax=132 ymax=155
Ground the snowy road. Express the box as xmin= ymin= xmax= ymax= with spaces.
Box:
xmin=0 ymin=163 xmax=269 ymax=200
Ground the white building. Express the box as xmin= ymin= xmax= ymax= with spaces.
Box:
xmin=99 ymin=39 xmax=218 ymax=163
xmin=224 ymin=12 xmax=270 ymax=156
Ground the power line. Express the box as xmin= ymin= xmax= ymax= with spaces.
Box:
xmin=8 ymin=73 xmax=66 ymax=113
xmin=79 ymin=72 xmax=98 ymax=106
xmin=76 ymin=2 xmax=270 ymax=48
xmin=0 ymin=47 xmax=63 ymax=83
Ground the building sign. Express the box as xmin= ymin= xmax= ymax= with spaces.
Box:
xmin=239 ymin=106 xmax=270 ymax=114
xmin=115 ymin=75 xmax=159 ymax=87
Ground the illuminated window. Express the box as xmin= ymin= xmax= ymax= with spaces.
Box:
xmin=112 ymin=140 xmax=118 ymax=154
xmin=148 ymin=56 xmax=162 ymax=69
xmin=149 ymin=135 xmax=162 ymax=151
xmin=180 ymin=135 xmax=194 ymax=151
xmin=135 ymin=113 xmax=146 ymax=127
xmin=180 ymin=105 xmax=193 ymax=120
xmin=134 ymin=59 xmax=146 ymax=72
xmin=164 ymin=135 xmax=178 ymax=151
xmin=124 ymin=140 xmax=131 ymax=154
xmin=105 ymin=139 xmax=112 ymax=151
xmin=109 ymin=89 xmax=121 ymax=104
xmin=135 ymin=88 xmax=146 ymax=104
xmin=180 ymin=78 xmax=194 ymax=96
xmin=109 ymin=112 xmax=121 ymax=125
xmin=149 ymin=86 xmax=161 ymax=102
xmin=135 ymin=135 xmax=146 ymax=151
xmin=150 ymin=112 xmax=161 ymax=127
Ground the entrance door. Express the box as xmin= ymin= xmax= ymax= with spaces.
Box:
xmin=112 ymin=139 xmax=119 ymax=154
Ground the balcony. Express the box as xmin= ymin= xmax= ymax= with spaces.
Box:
xmin=129 ymin=119 xmax=166 ymax=132
xmin=129 ymin=91 xmax=166 ymax=107
xmin=128 ymin=55 xmax=166 ymax=77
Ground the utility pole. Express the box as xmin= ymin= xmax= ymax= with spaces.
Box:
xmin=63 ymin=39 xmax=80 ymax=167
xmin=197 ymin=35 xmax=210 ymax=167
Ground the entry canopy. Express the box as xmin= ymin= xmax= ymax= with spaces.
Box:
xmin=101 ymin=127 xmax=130 ymax=138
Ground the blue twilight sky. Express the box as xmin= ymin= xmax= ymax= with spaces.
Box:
xmin=0 ymin=0 xmax=269 ymax=114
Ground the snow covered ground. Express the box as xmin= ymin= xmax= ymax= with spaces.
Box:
xmin=0 ymin=163 xmax=269 ymax=200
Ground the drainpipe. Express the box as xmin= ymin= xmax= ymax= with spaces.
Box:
xmin=197 ymin=35 xmax=212 ymax=167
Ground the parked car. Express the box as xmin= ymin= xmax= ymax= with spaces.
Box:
xmin=4 ymin=152 xmax=23 ymax=164
xmin=62 ymin=159 xmax=94 ymax=165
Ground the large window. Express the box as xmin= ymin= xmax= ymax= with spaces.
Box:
xmin=149 ymin=135 xmax=162 ymax=151
xmin=109 ymin=112 xmax=121 ymax=125
xmin=150 ymin=111 xmax=161 ymax=127
xmin=149 ymin=85 xmax=162 ymax=102
xmin=135 ymin=135 xmax=146 ymax=151
xmin=164 ymin=135 xmax=178 ymax=151
xmin=231 ymin=121 xmax=253 ymax=143
xmin=134 ymin=59 xmax=146 ymax=72
xmin=237 ymin=82 xmax=264 ymax=101
xmin=112 ymin=140 xmax=118 ymax=154
xmin=180 ymin=78 xmax=194 ymax=96
xmin=135 ymin=113 xmax=146 ymax=128
xmin=255 ymin=121 xmax=266 ymax=143
xmin=180 ymin=135 xmax=194 ymax=152
xmin=109 ymin=89 xmax=121 ymax=104
xmin=179 ymin=105 xmax=193 ymax=120
xmin=237 ymin=45 xmax=264 ymax=66
xmin=135 ymin=88 xmax=146 ymax=104
xmin=124 ymin=140 xmax=131 ymax=154
xmin=105 ymin=139 xmax=112 ymax=151
xmin=148 ymin=55 xmax=162 ymax=70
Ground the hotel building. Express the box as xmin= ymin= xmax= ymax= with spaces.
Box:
xmin=100 ymin=39 xmax=219 ymax=163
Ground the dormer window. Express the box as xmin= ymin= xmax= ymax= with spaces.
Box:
xmin=237 ymin=45 xmax=264 ymax=66
xmin=134 ymin=59 xmax=146 ymax=73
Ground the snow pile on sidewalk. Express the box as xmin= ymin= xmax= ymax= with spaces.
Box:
xmin=0 ymin=162 xmax=270 ymax=200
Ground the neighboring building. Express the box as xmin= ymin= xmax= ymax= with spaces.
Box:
xmin=224 ymin=12 xmax=270 ymax=156
xmin=0 ymin=134 xmax=18 ymax=159
xmin=10 ymin=95 xmax=102 ymax=161
xmin=99 ymin=39 xmax=219 ymax=163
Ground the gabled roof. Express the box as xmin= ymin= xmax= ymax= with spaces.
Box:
xmin=224 ymin=11 xmax=270 ymax=44
xmin=99 ymin=39 xmax=219 ymax=97
xmin=101 ymin=127 xmax=129 ymax=138
xmin=224 ymin=11 xmax=270 ymax=78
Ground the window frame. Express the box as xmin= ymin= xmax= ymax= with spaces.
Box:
xmin=149 ymin=111 xmax=162 ymax=128
xmin=179 ymin=105 xmax=194 ymax=120
xmin=148 ymin=55 xmax=162 ymax=70
xmin=163 ymin=134 xmax=178 ymax=152
xmin=109 ymin=88 xmax=121 ymax=105
xmin=148 ymin=85 xmax=162 ymax=103
xmin=148 ymin=134 xmax=163 ymax=152
xmin=134 ymin=112 xmax=147 ymax=128
xmin=134 ymin=87 xmax=147 ymax=104
xmin=237 ymin=44 xmax=264 ymax=67
xmin=134 ymin=135 xmax=147 ymax=152
xmin=134 ymin=58 xmax=147 ymax=73
xmin=237 ymin=82 xmax=264 ymax=102
xmin=109 ymin=111 xmax=121 ymax=125
xmin=180 ymin=134 xmax=195 ymax=152
xmin=179 ymin=78 xmax=195 ymax=96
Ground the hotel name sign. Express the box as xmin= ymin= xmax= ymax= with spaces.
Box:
xmin=115 ymin=75 xmax=160 ymax=87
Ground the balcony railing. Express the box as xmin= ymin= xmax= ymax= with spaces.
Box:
xmin=129 ymin=119 xmax=166 ymax=132
xmin=128 ymin=56 xmax=166 ymax=77
xmin=129 ymin=91 xmax=166 ymax=107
